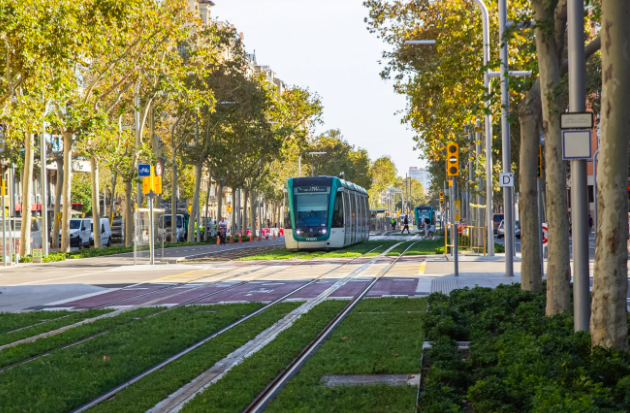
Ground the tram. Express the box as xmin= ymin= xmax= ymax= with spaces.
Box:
xmin=414 ymin=205 xmax=436 ymax=232
xmin=284 ymin=176 xmax=369 ymax=251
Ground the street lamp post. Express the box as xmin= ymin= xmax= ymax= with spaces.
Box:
xmin=298 ymin=152 xmax=327 ymax=177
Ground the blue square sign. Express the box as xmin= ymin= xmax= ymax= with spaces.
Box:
xmin=138 ymin=164 xmax=151 ymax=177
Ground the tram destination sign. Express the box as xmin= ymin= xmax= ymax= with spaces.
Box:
xmin=295 ymin=185 xmax=330 ymax=194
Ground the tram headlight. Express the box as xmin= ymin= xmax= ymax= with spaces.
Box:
xmin=296 ymin=230 xmax=302 ymax=235
xmin=321 ymin=229 xmax=327 ymax=234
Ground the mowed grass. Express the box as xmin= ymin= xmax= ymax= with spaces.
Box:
xmin=266 ymin=297 xmax=427 ymax=413
xmin=238 ymin=240 xmax=390 ymax=261
xmin=385 ymin=241 xmax=416 ymax=256
xmin=179 ymin=300 xmax=349 ymax=413
xmin=87 ymin=302 xmax=303 ymax=413
xmin=0 ymin=310 xmax=75 ymax=335
xmin=0 ymin=303 xmax=264 ymax=413
xmin=0 ymin=309 xmax=113 ymax=347
xmin=363 ymin=241 xmax=400 ymax=257
xmin=403 ymin=238 xmax=444 ymax=256
xmin=0 ymin=307 xmax=161 ymax=368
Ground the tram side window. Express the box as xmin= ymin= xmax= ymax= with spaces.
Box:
xmin=343 ymin=191 xmax=351 ymax=226
xmin=283 ymin=191 xmax=292 ymax=229
xmin=363 ymin=196 xmax=368 ymax=226
xmin=351 ymin=193 xmax=357 ymax=225
xmin=332 ymin=192 xmax=344 ymax=228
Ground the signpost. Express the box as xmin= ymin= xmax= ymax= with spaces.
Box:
xmin=138 ymin=164 xmax=162 ymax=265
xmin=32 ymin=248 xmax=42 ymax=264
xmin=499 ymin=173 xmax=514 ymax=187
xmin=1 ymin=177 xmax=6 ymax=266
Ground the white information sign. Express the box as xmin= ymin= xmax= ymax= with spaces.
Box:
xmin=560 ymin=112 xmax=594 ymax=129
xmin=562 ymin=130 xmax=592 ymax=159
xmin=499 ymin=172 xmax=514 ymax=188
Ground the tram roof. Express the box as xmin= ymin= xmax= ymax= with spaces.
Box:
xmin=287 ymin=176 xmax=367 ymax=195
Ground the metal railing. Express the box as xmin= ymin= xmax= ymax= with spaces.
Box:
xmin=445 ymin=224 xmax=486 ymax=256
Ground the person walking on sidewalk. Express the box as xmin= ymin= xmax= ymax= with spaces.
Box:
xmin=391 ymin=217 xmax=396 ymax=231
xmin=401 ymin=215 xmax=410 ymax=234
xmin=218 ymin=216 xmax=229 ymax=245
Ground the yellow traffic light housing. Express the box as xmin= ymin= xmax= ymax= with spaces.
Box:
xmin=439 ymin=192 xmax=444 ymax=204
xmin=446 ymin=143 xmax=459 ymax=177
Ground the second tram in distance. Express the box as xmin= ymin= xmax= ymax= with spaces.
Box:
xmin=284 ymin=176 xmax=369 ymax=251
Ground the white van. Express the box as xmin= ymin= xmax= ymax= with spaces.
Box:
xmin=89 ymin=217 xmax=112 ymax=247
xmin=59 ymin=218 xmax=91 ymax=248
xmin=164 ymin=214 xmax=185 ymax=242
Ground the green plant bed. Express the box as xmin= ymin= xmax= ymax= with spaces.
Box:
xmin=403 ymin=239 xmax=444 ymax=256
xmin=0 ymin=303 xmax=263 ymax=413
xmin=239 ymin=240 xmax=395 ymax=261
xmin=0 ymin=310 xmax=74 ymax=335
xmin=178 ymin=300 xmax=348 ymax=413
xmin=235 ymin=247 xmax=302 ymax=261
xmin=0 ymin=308 xmax=160 ymax=369
xmin=87 ymin=302 xmax=303 ymax=413
xmin=266 ymin=297 xmax=427 ymax=413
xmin=419 ymin=284 xmax=630 ymax=412
xmin=0 ymin=308 xmax=113 ymax=347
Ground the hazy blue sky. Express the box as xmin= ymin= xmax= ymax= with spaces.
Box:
xmin=211 ymin=0 xmax=427 ymax=176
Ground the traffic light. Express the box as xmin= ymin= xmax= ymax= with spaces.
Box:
xmin=537 ymin=145 xmax=542 ymax=177
xmin=439 ymin=192 xmax=444 ymax=204
xmin=446 ymin=143 xmax=459 ymax=177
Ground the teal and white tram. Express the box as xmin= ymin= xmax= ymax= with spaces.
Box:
xmin=283 ymin=176 xmax=369 ymax=251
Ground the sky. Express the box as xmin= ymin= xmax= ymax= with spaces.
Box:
xmin=211 ymin=0 xmax=427 ymax=177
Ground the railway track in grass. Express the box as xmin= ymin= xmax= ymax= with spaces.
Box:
xmin=68 ymin=243 xmax=393 ymax=413
xmin=241 ymin=242 xmax=417 ymax=413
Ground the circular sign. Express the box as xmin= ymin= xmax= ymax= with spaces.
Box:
xmin=156 ymin=163 xmax=162 ymax=177
xmin=542 ymin=223 xmax=548 ymax=246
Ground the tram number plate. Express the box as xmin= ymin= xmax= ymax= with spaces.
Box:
xmin=306 ymin=237 xmax=318 ymax=241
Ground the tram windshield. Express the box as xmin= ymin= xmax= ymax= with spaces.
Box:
xmin=293 ymin=185 xmax=331 ymax=227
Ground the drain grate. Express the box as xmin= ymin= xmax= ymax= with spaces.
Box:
xmin=430 ymin=279 xmax=457 ymax=295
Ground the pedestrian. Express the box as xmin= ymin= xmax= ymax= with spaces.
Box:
xmin=218 ymin=216 xmax=229 ymax=245
xmin=424 ymin=217 xmax=430 ymax=238
xmin=401 ymin=215 xmax=410 ymax=234
xmin=391 ymin=217 xmax=396 ymax=231
xmin=588 ymin=215 xmax=593 ymax=233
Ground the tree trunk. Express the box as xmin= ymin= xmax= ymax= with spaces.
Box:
xmin=124 ymin=179 xmax=133 ymax=248
xmin=204 ymin=170 xmax=211 ymax=239
xmin=217 ymin=182 xmax=224 ymax=223
xmin=51 ymin=157 xmax=63 ymax=249
xmin=20 ymin=130 xmax=34 ymax=256
xmin=243 ymin=187 xmax=249 ymax=234
xmin=187 ymin=161 xmax=202 ymax=243
xmin=590 ymin=0 xmax=630 ymax=350
xmin=518 ymin=86 xmax=543 ymax=292
xmin=171 ymin=146 xmax=177 ymax=243
xmin=230 ymin=189 xmax=236 ymax=235
xmin=90 ymin=158 xmax=101 ymax=249
xmin=532 ymin=0 xmax=571 ymax=315
xmin=250 ymin=188 xmax=257 ymax=238
xmin=60 ymin=132 xmax=73 ymax=253
xmin=109 ymin=171 xmax=117 ymax=224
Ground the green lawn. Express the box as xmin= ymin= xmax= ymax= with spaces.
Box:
xmin=0 ymin=303 xmax=263 ymax=413
xmin=87 ymin=302 xmax=302 ymax=413
xmin=0 ymin=307 xmax=160 ymax=369
xmin=385 ymin=241 xmax=416 ymax=256
xmin=266 ymin=297 xmax=427 ymax=413
xmin=403 ymin=238 xmax=444 ymax=255
xmin=234 ymin=248 xmax=304 ymax=261
xmin=178 ymin=300 xmax=348 ymax=413
xmin=238 ymin=240 xmax=394 ymax=261
xmin=0 ymin=310 xmax=75 ymax=335
xmin=0 ymin=309 xmax=113 ymax=347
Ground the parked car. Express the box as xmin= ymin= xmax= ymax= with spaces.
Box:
xmin=2 ymin=218 xmax=42 ymax=250
xmin=498 ymin=220 xmax=521 ymax=239
xmin=492 ymin=213 xmax=504 ymax=234
xmin=59 ymin=218 xmax=91 ymax=248
xmin=111 ymin=217 xmax=124 ymax=244
xmin=89 ymin=218 xmax=112 ymax=247
xmin=164 ymin=214 xmax=185 ymax=242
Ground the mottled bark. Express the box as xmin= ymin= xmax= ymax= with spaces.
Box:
xmin=230 ymin=189 xmax=236 ymax=234
xmin=20 ymin=131 xmax=34 ymax=256
xmin=171 ymin=144 xmax=177 ymax=242
xmin=216 ymin=182 xmax=224 ymax=222
xmin=51 ymin=157 xmax=63 ymax=249
xmin=124 ymin=179 xmax=133 ymax=248
xmin=532 ymin=0 xmax=571 ymax=315
xmin=250 ymin=188 xmax=257 ymax=238
xmin=590 ymin=0 xmax=630 ymax=350
xmin=187 ymin=161 xmax=202 ymax=243
xmin=518 ymin=84 xmax=543 ymax=292
xmin=243 ymin=187 xmax=249 ymax=232
xmin=60 ymin=131 xmax=73 ymax=252
xmin=90 ymin=158 xmax=101 ymax=249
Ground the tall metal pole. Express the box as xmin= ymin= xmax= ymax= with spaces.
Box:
xmin=298 ymin=155 xmax=301 ymax=177
xmin=40 ymin=118 xmax=49 ymax=256
xmin=149 ymin=196 xmax=154 ymax=265
xmin=592 ymin=149 xmax=599 ymax=232
xmin=568 ymin=0 xmax=590 ymax=332
xmin=135 ymin=85 xmax=141 ymax=207
xmin=498 ymin=0 xmax=513 ymax=275
xmin=450 ymin=181 xmax=455 ymax=257
xmin=2 ymin=194 xmax=5 ymax=266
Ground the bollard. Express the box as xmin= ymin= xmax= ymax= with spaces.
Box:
xmin=454 ymin=223 xmax=459 ymax=277
xmin=250 ymin=235 xmax=253 ymax=242
xmin=272 ymin=232 xmax=275 ymax=239
xmin=229 ymin=236 xmax=233 ymax=244
xmin=216 ymin=236 xmax=220 ymax=245
xmin=238 ymin=234 xmax=242 ymax=243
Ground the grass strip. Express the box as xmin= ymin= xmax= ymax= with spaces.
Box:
xmin=0 ymin=307 xmax=160 ymax=369
xmin=363 ymin=241 xmax=399 ymax=257
xmin=0 ymin=309 xmax=113 ymax=347
xmin=0 ymin=303 xmax=264 ymax=413
xmin=235 ymin=248 xmax=303 ymax=261
xmin=402 ymin=238 xmax=444 ymax=255
xmin=0 ymin=310 xmax=74 ymax=335
xmin=178 ymin=300 xmax=349 ymax=413
xmin=385 ymin=241 xmax=415 ymax=256
xmin=86 ymin=302 xmax=303 ymax=413
xmin=266 ymin=297 xmax=427 ymax=413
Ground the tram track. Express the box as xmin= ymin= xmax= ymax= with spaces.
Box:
xmin=242 ymin=241 xmax=417 ymax=413
xmin=67 ymin=243 xmax=390 ymax=413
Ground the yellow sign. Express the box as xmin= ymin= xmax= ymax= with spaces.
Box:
xmin=0 ymin=179 xmax=6 ymax=196
xmin=454 ymin=200 xmax=461 ymax=222
xmin=142 ymin=177 xmax=151 ymax=194
xmin=154 ymin=176 xmax=162 ymax=194
xmin=141 ymin=166 xmax=163 ymax=195
xmin=227 ymin=205 xmax=232 ymax=213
